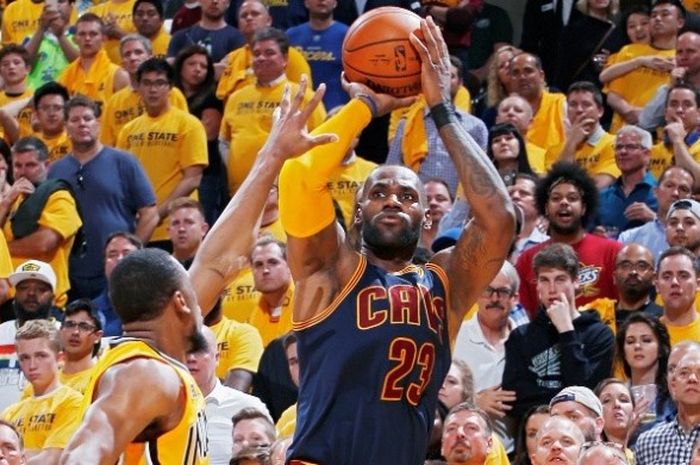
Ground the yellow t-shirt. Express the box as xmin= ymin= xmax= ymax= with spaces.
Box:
xmin=1 ymin=384 xmax=83 ymax=451
xmin=486 ymin=434 xmax=510 ymax=465
xmin=604 ymin=43 xmax=675 ymax=133
xmin=101 ymin=86 xmax=188 ymax=146
xmin=81 ymin=339 xmax=208 ymax=465
xmin=150 ymin=28 xmax=170 ymax=59
xmin=662 ymin=316 xmax=700 ymax=346
xmin=0 ymin=233 xmax=11 ymax=278
xmin=248 ymin=283 xmax=294 ymax=348
xmin=22 ymin=365 xmax=97 ymax=399
xmin=216 ymin=45 xmax=312 ymax=101
xmin=276 ymin=402 xmax=296 ymax=437
xmin=526 ymin=141 xmax=546 ymax=175
xmin=1 ymin=0 xmax=44 ymax=45
xmin=87 ymin=0 xmax=138 ymax=64
xmin=2 ymin=190 xmax=82 ymax=307
xmin=209 ymin=316 xmax=263 ymax=379
xmin=327 ymin=155 xmax=377 ymax=229
xmin=116 ymin=106 xmax=208 ymax=241
xmin=544 ymin=130 xmax=620 ymax=178
xmin=649 ymin=139 xmax=700 ymax=180
xmin=57 ymin=49 xmax=122 ymax=109
xmin=220 ymin=78 xmax=325 ymax=194
xmin=221 ymin=268 xmax=260 ymax=323
xmin=37 ymin=131 xmax=72 ymax=163
xmin=526 ymin=90 xmax=567 ymax=150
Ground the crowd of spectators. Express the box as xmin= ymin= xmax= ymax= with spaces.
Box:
xmin=5 ymin=0 xmax=700 ymax=463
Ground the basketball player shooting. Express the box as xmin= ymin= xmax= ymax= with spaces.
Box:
xmin=280 ymin=17 xmax=517 ymax=465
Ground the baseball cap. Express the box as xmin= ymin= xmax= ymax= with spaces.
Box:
xmin=8 ymin=260 xmax=56 ymax=291
xmin=667 ymin=199 xmax=700 ymax=222
xmin=432 ymin=227 xmax=461 ymax=253
xmin=549 ymin=386 xmax=603 ymax=417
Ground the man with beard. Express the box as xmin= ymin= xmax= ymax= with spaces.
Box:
xmin=0 ymin=136 xmax=82 ymax=307
xmin=60 ymin=70 xmax=338 ymax=463
xmin=504 ymin=243 xmax=614 ymax=419
xmin=0 ymin=260 xmax=61 ymax=412
xmin=515 ymin=161 xmax=622 ymax=318
xmin=582 ymin=244 xmax=662 ymax=334
xmin=279 ymin=18 xmax=516 ymax=465
xmin=440 ymin=404 xmax=493 ymax=465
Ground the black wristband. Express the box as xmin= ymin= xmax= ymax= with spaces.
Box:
xmin=355 ymin=93 xmax=378 ymax=118
xmin=429 ymin=101 xmax=456 ymax=129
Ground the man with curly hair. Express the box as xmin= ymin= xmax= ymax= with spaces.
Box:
xmin=515 ymin=161 xmax=622 ymax=317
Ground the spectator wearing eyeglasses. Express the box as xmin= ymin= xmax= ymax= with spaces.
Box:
xmin=581 ymin=244 xmax=662 ymax=335
xmin=594 ymin=126 xmax=657 ymax=237
xmin=453 ymin=260 xmax=525 ymax=455
xmin=654 ymin=246 xmax=700 ymax=346
xmin=504 ymin=243 xmax=614 ymax=422
xmin=55 ymin=299 xmax=103 ymax=395
xmin=635 ymin=349 xmax=700 ymax=465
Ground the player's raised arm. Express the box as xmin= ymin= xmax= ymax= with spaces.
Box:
xmin=412 ymin=18 xmax=516 ymax=339
xmin=189 ymin=77 xmax=337 ymax=316
xmin=279 ymin=80 xmax=413 ymax=295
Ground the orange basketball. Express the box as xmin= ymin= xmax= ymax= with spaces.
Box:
xmin=342 ymin=7 xmax=423 ymax=98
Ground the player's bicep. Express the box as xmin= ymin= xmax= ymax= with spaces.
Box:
xmin=286 ymin=221 xmax=345 ymax=279
xmin=433 ymin=219 xmax=508 ymax=336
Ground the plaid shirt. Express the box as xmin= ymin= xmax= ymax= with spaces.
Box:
xmin=633 ymin=417 xmax=700 ymax=465
xmin=386 ymin=109 xmax=488 ymax=197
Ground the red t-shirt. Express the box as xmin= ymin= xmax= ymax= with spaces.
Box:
xmin=515 ymin=234 xmax=622 ymax=319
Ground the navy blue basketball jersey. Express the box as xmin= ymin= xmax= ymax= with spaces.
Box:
xmin=287 ymin=254 xmax=452 ymax=465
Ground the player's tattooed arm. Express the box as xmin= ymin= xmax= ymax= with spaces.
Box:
xmin=411 ymin=17 xmax=516 ymax=339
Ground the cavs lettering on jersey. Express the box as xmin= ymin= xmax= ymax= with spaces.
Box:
xmin=288 ymin=255 xmax=452 ymax=465
xmin=82 ymin=338 xmax=208 ymax=465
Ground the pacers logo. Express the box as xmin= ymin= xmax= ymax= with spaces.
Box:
xmin=394 ymin=46 xmax=407 ymax=72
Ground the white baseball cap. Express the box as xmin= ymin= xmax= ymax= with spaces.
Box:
xmin=8 ymin=260 xmax=56 ymax=291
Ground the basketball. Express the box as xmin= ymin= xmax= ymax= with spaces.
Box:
xmin=342 ymin=7 xmax=423 ymax=98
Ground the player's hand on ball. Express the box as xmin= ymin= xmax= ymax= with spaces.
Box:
xmin=409 ymin=17 xmax=451 ymax=106
xmin=262 ymin=75 xmax=338 ymax=160
xmin=341 ymin=72 xmax=415 ymax=117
